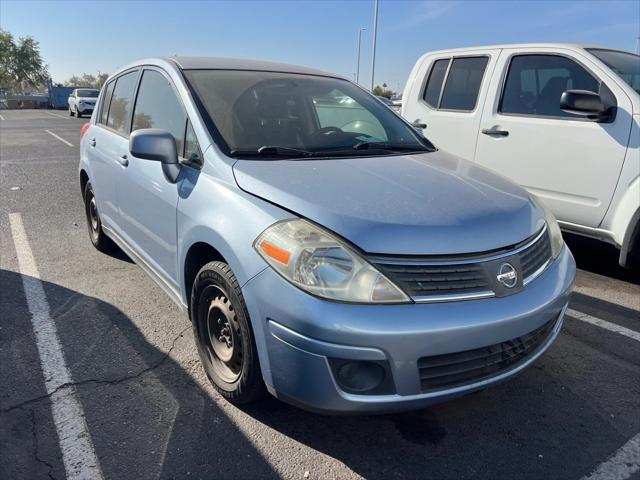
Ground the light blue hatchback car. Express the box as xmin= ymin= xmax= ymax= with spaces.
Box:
xmin=79 ymin=57 xmax=576 ymax=414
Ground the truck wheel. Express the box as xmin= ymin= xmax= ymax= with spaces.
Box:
xmin=191 ymin=261 xmax=265 ymax=405
xmin=83 ymin=181 xmax=112 ymax=252
xmin=76 ymin=107 xmax=82 ymax=118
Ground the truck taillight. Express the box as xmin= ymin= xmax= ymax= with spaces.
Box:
xmin=80 ymin=123 xmax=90 ymax=140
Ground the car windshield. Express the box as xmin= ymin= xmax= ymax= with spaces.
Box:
xmin=185 ymin=70 xmax=433 ymax=158
xmin=587 ymin=49 xmax=640 ymax=94
xmin=77 ymin=89 xmax=99 ymax=98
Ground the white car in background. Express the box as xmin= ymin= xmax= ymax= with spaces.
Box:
xmin=402 ymin=43 xmax=640 ymax=267
xmin=68 ymin=88 xmax=99 ymax=118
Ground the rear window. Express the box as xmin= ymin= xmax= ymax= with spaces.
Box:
xmin=99 ymin=81 xmax=115 ymax=125
xmin=106 ymin=71 xmax=138 ymax=134
xmin=439 ymin=57 xmax=489 ymax=111
xmin=77 ymin=89 xmax=99 ymax=98
xmin=422 ymin=59 xmax=449 ymax=108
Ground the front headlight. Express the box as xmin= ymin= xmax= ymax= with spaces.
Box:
xmin=535 ymin=196 xmax=564 ymax=259
xmin=254 ymin=219 xmax=410 ymax=303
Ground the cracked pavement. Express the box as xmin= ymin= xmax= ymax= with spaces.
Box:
xmin=1 ymin=110 xmax=639 ymax=480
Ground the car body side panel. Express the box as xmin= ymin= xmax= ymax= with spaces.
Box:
xmin=600 ymin=113 xmax=640 ymax=248
xmin=176 ymin=161 xmax=293 ymax=304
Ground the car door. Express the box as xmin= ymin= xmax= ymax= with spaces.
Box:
xmin=402 ymin=49 xmax=500 ymax=160
xmin=474 ymin=48 xmax=633 ymax=228
xmin=116 ymin=67 xmax=187 ymax=287
xmin=88 ymin=70 xmax=139 ymax=231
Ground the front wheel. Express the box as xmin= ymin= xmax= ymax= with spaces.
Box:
xmin=76 ymin=107 xmax=82 ymax=118
xmin=191 ymin=261 xmax=265 ymax=405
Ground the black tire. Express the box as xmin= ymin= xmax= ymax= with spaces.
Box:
xmin=191 ymin=261 xmax=266 ymax=405
xmin=83 ymin=181 xmax=112 ymax=252
xmin=76 ymin=107 xmax=82 ymax=118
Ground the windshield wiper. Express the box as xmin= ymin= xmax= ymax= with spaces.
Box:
xmin=230 ymin=145 xmax=314 ymax=158
xmin=352 ymin=141 xmax=429 ymax=152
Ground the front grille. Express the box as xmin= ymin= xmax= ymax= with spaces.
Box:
xmin=520 ymin=229 xmax=552 ymax=278
xmin=374 ymin=263 xmax=489 ymax=297
xmin=418 ymin=318 xmax=556 ymax=392
xmin=371 ymin=225 xmax=551 ymax=301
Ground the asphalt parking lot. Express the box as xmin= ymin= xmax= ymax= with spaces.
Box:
xmin=1 ymin=109 xmax=638 ymax=480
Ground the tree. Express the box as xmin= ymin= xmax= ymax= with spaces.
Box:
xmin=372 ymin=85 xmax=395 ymax=99
xmin=64 ymin=71 xmax=109 ymax=89
xmin=0 ymin=30 xmax=49 ymax=92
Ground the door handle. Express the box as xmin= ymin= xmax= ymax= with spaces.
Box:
xmin=481 ymin=126 xmax=509 ymax=137
xmin=412 ymin=119 xmax=427 ymax=129
xmin=117 ymin=154 xmax=129 ymax=167
xmin=89 ymin=137 xmax=96 ymax=147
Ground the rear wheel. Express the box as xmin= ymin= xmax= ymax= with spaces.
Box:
xmin=191 ymin=261 xmax=265 ymax=405
xmin=83 ymin=181 xmax=112 ymax=252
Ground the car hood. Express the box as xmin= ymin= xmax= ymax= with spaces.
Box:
xmin=233 ymin=151 xmax=545 ymax=255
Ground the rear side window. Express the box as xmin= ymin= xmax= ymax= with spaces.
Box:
xmin=106 ymin=71 xmax=138 ymax=134
xmin=500 ymin=55 xmax=600 ymax=118
xmin=132 ymin=70 xmax=186 ymax=153
xmin=422 ymin=59 xmax=450 ymax=107
xmin=439 ymin=57 xmax=489 ymax=111
xmin=99 ymin=81 xmax=115 ymax=125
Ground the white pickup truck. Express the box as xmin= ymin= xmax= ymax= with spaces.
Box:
xmin=402 ymin=43 xmax=639 ymax=267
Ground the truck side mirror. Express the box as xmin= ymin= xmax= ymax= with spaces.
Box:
xmin=560 ymin=90 xmax=612 ymax=122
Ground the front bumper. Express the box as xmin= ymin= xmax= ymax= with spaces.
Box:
xmin=77 ymin=104 xmax=94 ymax=114
xmin=242 ymin=246 xmax=576 ymax=414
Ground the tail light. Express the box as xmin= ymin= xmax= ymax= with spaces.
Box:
xmin=80 ymin=122 xmax=90 ymax=140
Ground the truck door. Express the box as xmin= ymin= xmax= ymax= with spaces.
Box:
xmin=402 ymin=49 xmax=500 ymax=160
xmin=474 ymin=47 xmax=633 ymax=228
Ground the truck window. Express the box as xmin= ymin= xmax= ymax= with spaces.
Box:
xmin=439 ymin=57 xmax=489 ymax=111
xmin=132 ymin=69 xmax=186 ymax=154
xmin=500 ymin=55 xmax=600 ymax=118
xmin=422 ymin=59 xmax=450 ymax=108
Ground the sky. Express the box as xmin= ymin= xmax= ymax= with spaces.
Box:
xmin=1 ymin=0 xmax=639 ymax=91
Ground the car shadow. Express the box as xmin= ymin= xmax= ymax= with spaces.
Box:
xmin=0 ymin=269 xmax=275 ymax=480
xmin=563 ymin=232 xmax=639 ymax=285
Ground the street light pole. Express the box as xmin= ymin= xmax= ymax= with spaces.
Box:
xmin=356 ymin=27 xmax=365 ymax=85
xmin=370 ymin=0 xmax=379 ymax=92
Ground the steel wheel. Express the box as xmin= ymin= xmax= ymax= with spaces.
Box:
xmin=200 ymin=286 xmax=244 ymax=383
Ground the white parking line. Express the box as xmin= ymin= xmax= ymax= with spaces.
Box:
xmin=8 ymin=213 xmax=103 ymax=480
xmin=0 ymin=113 xmax=5 ymax=121
xmin=45 ymin=129 xmax=74 ymax=147
xmin=580 ymin=433 xmax=640 ymax=480
xmin=567 ymin=308 xmax=640 ymax=342
xmin=45 ymin=111 xmax=69 ymax=119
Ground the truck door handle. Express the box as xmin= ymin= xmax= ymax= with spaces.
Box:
xmin=117 ymin=154 xmax=129 ymax=167
xmin=482 ymin=126 xmax=509 ymax=137
xmin=412 ymin=119 xmax=427 ymax=129
xmin=89 ymin=137 xmax=96 ymax=147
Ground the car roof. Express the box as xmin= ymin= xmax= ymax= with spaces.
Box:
xmin=165 ymin=56 xmax=343 ymax=79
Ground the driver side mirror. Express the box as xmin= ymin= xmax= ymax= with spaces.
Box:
xmin=560 ymin=90 xmax=612 ymax=122
xmin=129 ymin=129 xmax=181 ymax=183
